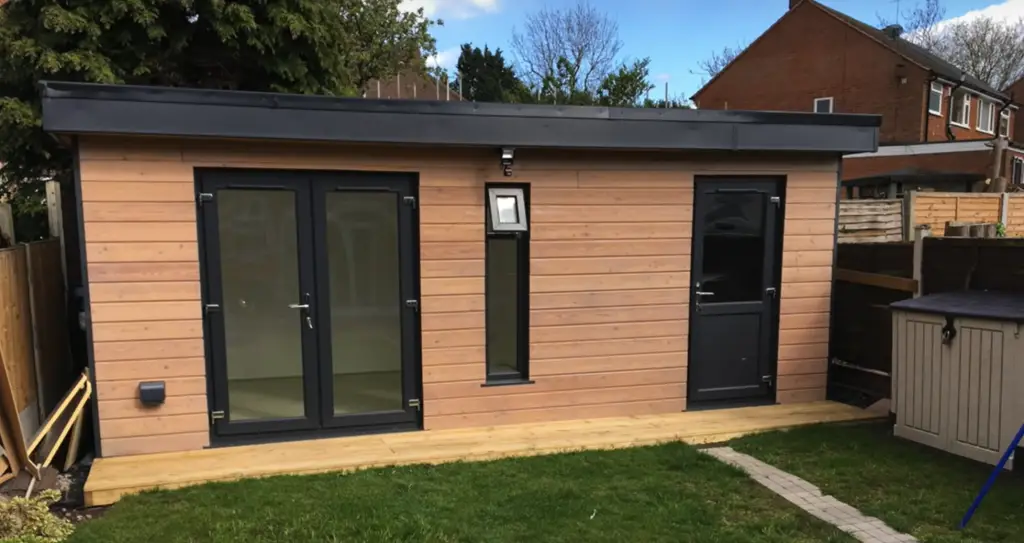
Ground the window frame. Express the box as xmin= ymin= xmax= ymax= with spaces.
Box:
xmin=950 ymin=90 xmax=971 ymax=128
xmin=928 ymin=82 xmax=944 ymax=116
xmin=977 ymin=99 xmax=995 ymax=134
xmin=1000 ymin=109 xmax=1012 ymax=138
xmin=483 ymin=183 xmax=531 ymax=385
xmin=813 ymin=97 xmax=833 ymax=114
xmin=1012 ymin=157 xmax=1024 ymax=186
xmin=487 ymin=187 xmax=528 ymax=232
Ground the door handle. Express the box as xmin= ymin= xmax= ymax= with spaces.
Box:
xmin=695 ymin=291 xmax=715 ymax=297
xmin=288 ymin=303 xmax=310 ymax=310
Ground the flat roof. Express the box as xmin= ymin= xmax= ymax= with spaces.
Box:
xmin=40 ymin=81 xmax=880 ymax=154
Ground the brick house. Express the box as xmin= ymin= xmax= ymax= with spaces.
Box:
xmin=692 ymin=0 xmax=1024 ymax=194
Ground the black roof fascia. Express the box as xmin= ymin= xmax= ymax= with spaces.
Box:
xmin=40 ymin=81 xmax=880 ymax=154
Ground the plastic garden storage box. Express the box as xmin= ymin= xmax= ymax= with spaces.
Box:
xmin=891 ymin=291 xmax=1024 ymax=467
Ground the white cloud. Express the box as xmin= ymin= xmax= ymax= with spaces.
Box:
xmin=400 ymin=0 xmax=498 ymax=20
xmin=426 ymin=47 xmax=460 ymax=70
xmin=939 ymin=0 xmax=1024 ymax=27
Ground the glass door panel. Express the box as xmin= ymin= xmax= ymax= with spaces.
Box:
xmin=218 ymin=189 xmax=306 ymax=421
xmin=324 ymin=191 xmax=404 ymax=415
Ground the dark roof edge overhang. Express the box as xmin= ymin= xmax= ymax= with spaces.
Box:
xmin=40 ymin=81 xmax=880 ymax=154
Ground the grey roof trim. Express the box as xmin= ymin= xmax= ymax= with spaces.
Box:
xmin=40 ymin=81 xmax=880 ymax=154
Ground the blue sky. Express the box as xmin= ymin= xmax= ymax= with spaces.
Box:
xmin=403 ymin=0 xmax=1024 ymax=100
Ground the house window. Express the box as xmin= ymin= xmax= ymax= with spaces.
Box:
xmin=928 ymin=82 xmax=943 ymax=115
xmin=977 ymin=100 xmax=995 ymax=134
xmin=485 ymin=185 xmax=530 ymax=383
xmin=1000 ymin=110 xmax=1011 ymax=138
xmin=1013 ymin=157 xmax=1023 ymax=185
xmin=813 ymin=97 xmax=833 ymax=113
xmin=951 ymin=91 xmax=970 ymax=127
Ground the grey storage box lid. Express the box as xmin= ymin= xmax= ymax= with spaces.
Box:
xmin=890 ymin=291 xmax=1024 ymax=322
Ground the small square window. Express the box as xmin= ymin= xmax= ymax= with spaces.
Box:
xmin=487 ymin=187 xmax=528 ymax=232
xmin=813 ymin=97 xmax=833 ymax=113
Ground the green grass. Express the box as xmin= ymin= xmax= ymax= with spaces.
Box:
xmin=732 ymin=422 xmax=1024 ymax=543
xmin=69 ymin=442 xmax=853 ymax=543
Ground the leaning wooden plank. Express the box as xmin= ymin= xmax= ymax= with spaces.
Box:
xmin=835 ymin=268 xmax=919 ymax=292
xmin=0 ymin=471 xmax=14 ymax=486
xmin=63 ymin=407 xmax=86 ymax=471
xmin=0 ymin=246 xmax=41 ymax=443
xmin=0 ymin=346 xmax=28 ymax=475
xmin=40 ymin=379 xmax=92 ymax=468
xmin=26 ymin=371 xmax=88 ymax=456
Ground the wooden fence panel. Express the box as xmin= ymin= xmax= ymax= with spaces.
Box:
xmin=0 ymin=246 xmax=38 ymax=442
xmin=1004 ymin=194 xmax=1024 ymax=237
xmin=911 ymin=192 xmax=1002 ymax=235
xmin=27 ymin=239 xmax=72 ymax=416
xmin=838 ymin=199 xmax=902 ymax=243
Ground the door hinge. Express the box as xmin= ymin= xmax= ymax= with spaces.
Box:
xmin=197 ymin=192 xmax=214 ymax=206
xmin=405 ymin=299 xmax=419 ymax=313
xmin=403 ymin=196 xmax=417 ymax=209
xmin=769 ymin=196 xmax=781 ymax=208
xmin=210 ymin=410 xmax=225 ymax=424
xmin=408 ymin=399 xmax=421 ymax=411
xmin=205 ymin=303 xmax=221 ymax=314
xmin=761 ymin=375 xmax=774 ymax=388
xmin=765 ymin=287 xmax=777 ymax=298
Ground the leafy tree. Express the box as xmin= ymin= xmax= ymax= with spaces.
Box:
xmin=451 ymin=44 xmax=529 ymax=103
xmin=0 ymin=0 xmax=437 ymax=220
xmin=597 ymin=58 xmax=655 ymax=107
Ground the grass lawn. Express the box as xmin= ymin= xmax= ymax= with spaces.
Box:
xmin=732 ymin=422 xmax=1024 ymax=543
xmin=68 ymin=442 xmax=853 ymax=543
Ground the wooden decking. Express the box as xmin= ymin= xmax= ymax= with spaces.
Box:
xmin=84 ymin=401 xmax=880 ymax=506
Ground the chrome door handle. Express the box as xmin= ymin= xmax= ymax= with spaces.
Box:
xmin=695 ymin=291 xmax=715 ymax=296
xmin=288 ymin=303 xmax=309 ymax=309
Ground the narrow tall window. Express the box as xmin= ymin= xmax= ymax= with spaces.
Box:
xmin=1013 ymin=157 xmax=1023 ymax=186
xmin=951 ymin=91 xmax=970 ymax=127
xmin=813 ymin=97 xmax=833 ymax=113
xmin=1000 ymin=110 xmax=1012 ymax=137
xmin=978 ymin=100 xmax=995 ymax=134
xmin=928 ymin=83 xmax=943 ymax=115
xmin=485 ymin=185 xmax=530 ymax=383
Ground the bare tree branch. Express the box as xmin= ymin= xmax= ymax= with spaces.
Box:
xmin=692 ymin=44 xmax=745 ymax=81
xmin=878 ymin=0 xmax=945 ymax=50
xmin=510 ymin=0 xmax=622 ymax=93
xmin=931 ymin=16 xmax=1024 ymax=90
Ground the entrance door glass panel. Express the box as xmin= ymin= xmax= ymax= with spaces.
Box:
xmin=324 ymin=191 xmax=404 ymax=415
xmin=699 ymin=192 xmax=766 ymax=304
xmin=218 ymin=189 xmax=305 ymax=421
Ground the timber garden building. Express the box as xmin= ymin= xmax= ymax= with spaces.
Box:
xmin=40 ymin=81 xmax=879 ymax=504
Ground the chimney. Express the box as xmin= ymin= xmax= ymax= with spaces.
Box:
xmin=882 ymin=24 xmax=904 ymax=39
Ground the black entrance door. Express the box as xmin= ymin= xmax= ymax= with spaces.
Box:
xmin=198 ymin=169 xmax=420 ymax=442
xmin=688 ymin=177 xmax=783 ymax=406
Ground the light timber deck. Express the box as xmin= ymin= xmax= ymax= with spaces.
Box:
xmin=84 ymin=401 xmax=880 ymax=506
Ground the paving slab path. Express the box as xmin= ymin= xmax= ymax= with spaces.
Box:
xmin=704 ymin=447 xmax=918 ymax=543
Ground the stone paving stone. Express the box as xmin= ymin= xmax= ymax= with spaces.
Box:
xmin=704 ymin=447 xmax=918 ymax=543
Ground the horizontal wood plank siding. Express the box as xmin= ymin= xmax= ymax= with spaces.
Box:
xmin=777 ymin=171 xmax=839 ymax=403
xmin=79 ymin=136 xmax=838 ymax=455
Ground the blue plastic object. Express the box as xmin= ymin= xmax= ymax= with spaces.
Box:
xmin=959 ymin=423 xmax=1024 ymax=529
